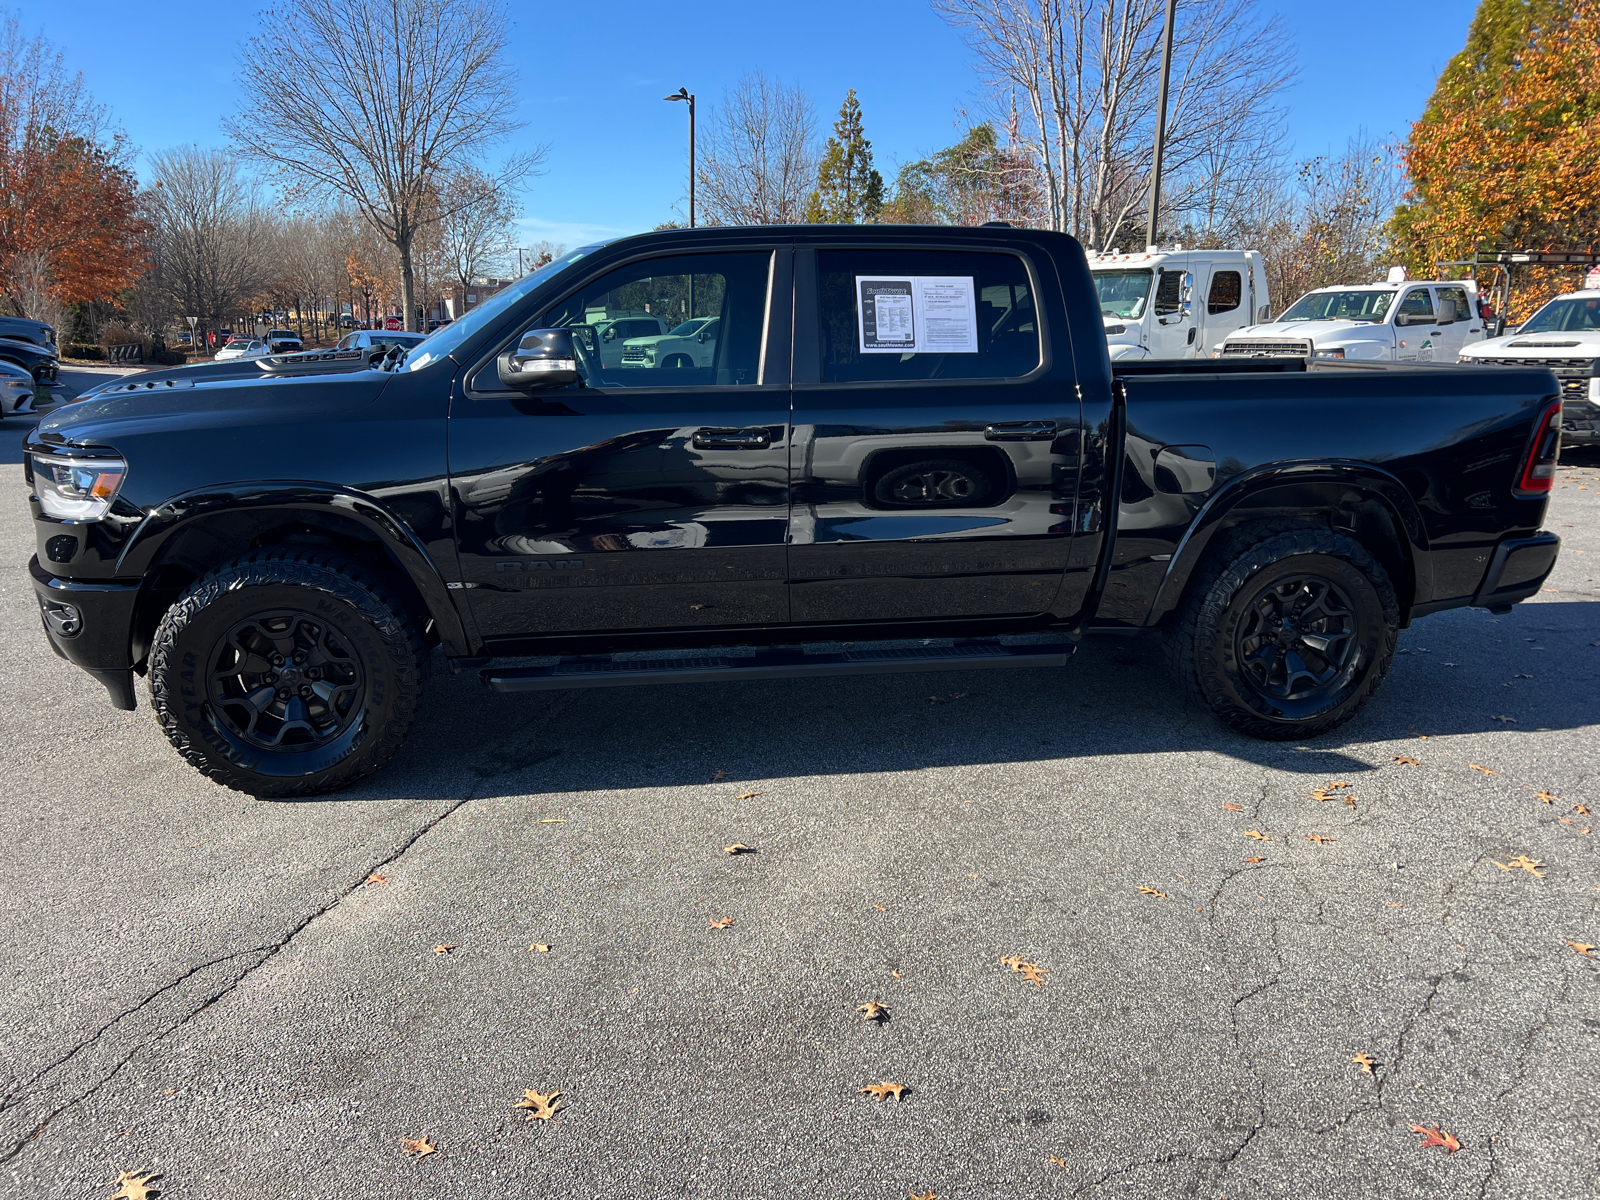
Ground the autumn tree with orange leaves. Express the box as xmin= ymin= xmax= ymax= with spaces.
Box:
xmin=0 ymin=19 xmax=144 ymax=329
xmin=1394 ymin=0 xmax=1600 ymax=314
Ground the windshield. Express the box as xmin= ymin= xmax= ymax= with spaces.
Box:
xmin=1519 ymin=296 xmax=1600 ymax=334
xmin=403 ymin=244 xmax=605 ymax=371
xmin=1094 ymin=270 xmax=1153 ymax=319
xmin=668 ymin=318 xmax=709 ymax=336
xmin=1280 ymin=290 xmax=1394 ymax=323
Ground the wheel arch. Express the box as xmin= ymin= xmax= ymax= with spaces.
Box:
xmin=1144 ymin=462 xmax=1430 ymax=629
xmin=119 ymin=484 xmax=475 ymax=667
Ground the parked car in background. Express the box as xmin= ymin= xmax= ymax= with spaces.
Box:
xmin=0 ymin=336 xmax=59 ymax=381
xmin=1459 ymin=287 xmax=1600 ymax=447
xmin=0 ymin=316 xmax=56 ymax=352
xmin=214 ymin=337 xmax=272 ymax=362
xmin=333 ymin=329 xmax=428 ymax=363
xmin=266 ymin=328 xmax=303 ymax=353
xmin=620 ymin=316 xmax=719 ymax=369
xmin=0 ymin=358 xmax=35 ymax=416
xmin=1090 ymin=248 xmax=1269 ymax=360
xmin=590 ymin=311 xmax=667 ymax=369
xmin=1219 ymin=270 xmax=1488 ymax=363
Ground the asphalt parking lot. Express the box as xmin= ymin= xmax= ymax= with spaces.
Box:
xmin=1 ymin=398 xmax=1596 ymax=1200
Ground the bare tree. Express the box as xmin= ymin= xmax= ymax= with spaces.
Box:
xmin=697 ymin=72 xmax=818 ymax=226
xmin=144 ymin=147 xmax=275 ymax=348
xmin=227 ymin=0 xmax=544 ymax=331
xmin=933 ymin=0 xmax=1292 ymax=248
xmin=437 ymin=166 xmax=518 ymax=298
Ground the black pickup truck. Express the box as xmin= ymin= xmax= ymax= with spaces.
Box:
xmin=25 ymin=227 xmax=1564 ymax=796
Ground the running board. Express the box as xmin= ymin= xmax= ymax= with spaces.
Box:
xmin=482 ymin=640 xmax=1073 ymax=693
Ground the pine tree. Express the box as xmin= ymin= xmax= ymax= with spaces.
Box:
xmin=804 ymin=90 xmax=884 ymax=224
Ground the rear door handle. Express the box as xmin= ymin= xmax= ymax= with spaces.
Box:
xmin=985 ymin=421 xmax=1057 ymax=441
xmin=693 ymin=427 xmax=772 ymax=449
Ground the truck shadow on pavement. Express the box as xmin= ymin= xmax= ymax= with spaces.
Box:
xmin=338 ymin=597 xmax=1599 ymax=804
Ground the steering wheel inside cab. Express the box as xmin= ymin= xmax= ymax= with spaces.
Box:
xmin=496 ymin=328 xmax=593 ymax=390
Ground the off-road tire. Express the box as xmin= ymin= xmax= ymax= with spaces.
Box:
xmin=1165 ymin=524 xmax=1399 ymax=740
xmin=149 ymin=550 xmax=425 ymax=796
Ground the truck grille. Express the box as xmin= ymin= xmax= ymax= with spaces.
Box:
xmin=1221 ymin=338 xmax=1312 ymax=358
xmin=1471 ymin=356 xmax=1595 ymax=401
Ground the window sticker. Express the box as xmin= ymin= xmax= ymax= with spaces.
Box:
xmin=856 ymin=275 xmax=978 ymax=353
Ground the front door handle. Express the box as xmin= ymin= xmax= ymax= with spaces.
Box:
xmin=985 ymin=421 xmax=1056 ymax=441
xmin=693 ymin=427 xmax=772 ymax=449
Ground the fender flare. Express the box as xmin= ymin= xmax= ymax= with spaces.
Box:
xmin=117 ymin=481 xmax=476 ymax=656
xmin=1141 ymin=460 xmax=1432 ymax=628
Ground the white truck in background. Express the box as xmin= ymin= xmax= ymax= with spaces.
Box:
xmin=1089 ymin=248 xmax=1270 ymax=360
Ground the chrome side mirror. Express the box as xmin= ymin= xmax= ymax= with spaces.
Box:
xmin=497 ymin=329 xmax=579 ymax=390
xmin=1181 ymin=271 xmax=1194 ymax=317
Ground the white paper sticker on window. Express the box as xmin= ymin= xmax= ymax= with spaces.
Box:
xmin=856 ymin=275 xmax=978 ymax=353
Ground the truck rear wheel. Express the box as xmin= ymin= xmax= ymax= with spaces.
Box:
xmin=148 ymin=550 xmax=425 ymax=796
xmin=1166 ymin=526 xmax=1398 ymax=740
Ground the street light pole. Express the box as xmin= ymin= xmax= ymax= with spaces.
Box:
xmin=1145 ymin=0 xmax=1178 ymax=252
xmin=665 ymin=87 xmax=696 ymax=227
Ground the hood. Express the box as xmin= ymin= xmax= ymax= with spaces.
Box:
xmin=69 ymin=356 xmax=372 ymax=404
xmin=1463 ymin=330 xmax=1600 ymax=359
xmin=36 ymin=366 xmax=395 ymax=450
xmin=623 ymin=334 xmax=675 ymax=348
xmin=1227 ymin=320 xmax=1391 ymax=345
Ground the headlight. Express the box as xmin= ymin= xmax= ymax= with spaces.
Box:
xmin=1313 ymin=347 xmax=1346 ymax=359
xmin=30 ymin=453 xmax=127 ymax=521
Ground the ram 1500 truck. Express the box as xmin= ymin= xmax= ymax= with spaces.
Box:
xmin=25 ymin=226 xmax=1565 ymax=797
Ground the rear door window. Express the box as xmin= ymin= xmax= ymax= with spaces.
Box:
xmin=817 ymin=248 xmax=1040 ymax=383
xmin=1207 ymin=270 xmax=1242 ymax=314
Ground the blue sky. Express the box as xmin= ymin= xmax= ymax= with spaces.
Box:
xmin=18 ymin=0 xmax=1474 ymax=247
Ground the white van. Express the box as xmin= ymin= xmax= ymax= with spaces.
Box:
xmin=1089 ymin=248 xmax=1270 ymax=360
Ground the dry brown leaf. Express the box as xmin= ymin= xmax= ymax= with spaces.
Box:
xmin=711 ymin=769 xmax=728 ymax=782
xmin=910 ymin=1191 xmax=937 ymax=1200
xmin=857 ymin=1002 xmax=889 ymax=1022
xmin=734 ymin=790 xmax=761 ymax=800
xmin=1305 ymin=834 xmax=1335 ymax=845
xmin=1410 ymin=1123 xmax=1462 ymax=1153
xmin=1243 ymin=830 xmax=1271 ymax=841
xmin=107 ymin=1171 xmax=160 ymax=1200
xmin=999 ymin=954 xmax=1028 ymax=970
xmin=891 ymin=970 xmax=902 ymax=979
xmin=858 ymin=1080 xmax=906 ymax=1102
xmin=1351 ymin=1052 xmax=1380 ymax=1076
xmin=538 ymin=818 xmax=567 ymax=824
xmin=531 ymin=943 xmax=551 ymax=953
xmin=689 ymin=603 xmax=708 ymax=610
xmin=1244 ymin=856 xmax=1265 ymax=863
xmin=1566 ymin=941 xmax=1596 ymax=957
xmin=1019 ymin=964 xmax=1048 ymax=987
xmin=1573 ymin=805 xmax=1591 ymax=815
xmin=432 ymin=944 xmax=456 ymax=955
xmin=874 ymin=904 xmax=887 ymax=911
xmin=515 ymin=1088 xmax=562 ymax=1121
xmin=1470 ymin=764 xmax=1499 ymax=775
xmin=1491 ymin=855 xmax=1545 ymax=877
xmin=365 ymin=873 xmax=388 ymax=885
xmin=1137 ymin=885 xmax=1169 ymax=897
xmin=1531 ymin=789 xmax=1560 ymax=804
xmin=723 ymin=843 xmax=754 ymax=855
xmin=1391 ymin=756 xmax=1422 ymax=766
xmin=709 ymin=916 xmax=735 ymax=929
xmin=1047 ymin=1155 xmax=1068 ymax=1167
xmin=1222 ymin=803 xmax=1243 ymax=811
xmin=400 ymin=1134 xmax=437 ymax=1158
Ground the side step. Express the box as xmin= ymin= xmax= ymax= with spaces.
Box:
xmin=482 ymin=640 xmax=1073 ymax=693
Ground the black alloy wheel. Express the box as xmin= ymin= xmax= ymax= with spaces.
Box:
xmin=1233 ymin=575 xmax=1357 ymax=702
xmin=207 ymin=610 xmax=366 ymax=750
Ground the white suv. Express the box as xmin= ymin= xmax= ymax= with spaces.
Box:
xmin=620 ymin=317 xmax=720 ymax=370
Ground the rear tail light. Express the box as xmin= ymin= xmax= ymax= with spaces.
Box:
xmin=1514 ymin=400 xmax=1562 ymax=494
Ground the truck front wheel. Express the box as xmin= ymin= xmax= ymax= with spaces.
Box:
xmin=148 ymin=550 xmax=426 ymax=796
xmin=1166 ymin=527 xmax=1399 ymax=740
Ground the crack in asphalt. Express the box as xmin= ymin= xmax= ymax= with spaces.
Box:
xmin=0 ymin=692 xmax=576 ymax=1166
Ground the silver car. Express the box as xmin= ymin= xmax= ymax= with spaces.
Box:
xmin=0 ymin=358 xmax=35 ymax=417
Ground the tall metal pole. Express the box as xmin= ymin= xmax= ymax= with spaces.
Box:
xmin=1145 ymin=0 xmax=1178 ymax=251
xmin=688 ymin=92 xmax=696 ymax=229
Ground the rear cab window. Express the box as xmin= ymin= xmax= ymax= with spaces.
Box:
xmin=816 ymin=248 xmax=1041 ymax=384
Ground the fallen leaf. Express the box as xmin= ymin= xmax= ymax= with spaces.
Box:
xmin=709 ymin=916 xmax=735 ymax=929
xmin=966 ymin=873 xmax=979 ymax=879
xmin=1391 ymin=756 xmax=1421 ymax=766
xmin=1137 ymin=885 xmax=1169 ymax=897
xmin=999 ymin=954 xmax=1028 ymax=969
xmin=107 ymin=1171 xmax=159 ymax=1200
xmin=734 ymin=790 xmax=761 ymax=800
xmin=1305 ymin=834 xmax=1335 ymax=845
xmin=538 ymin=818 xmax=568 ymax=824
xmin=1531 ymin=790 xmax=1560 ymax=804
xmin=910 ymin=1192 xmax=937 ymax=1200
xmin=433 ymin=944 xmax=456 ymax=955
xmin=1351 ymin=1052 xmax=1380 ymax=1076
xmin=515 ymin=1088 xmax=562 ymax=1121
xmin=531 ymin=943 xmax=551 ymax=953
xmin=723 ymin=843 xmax=754 ymax=855
xmin=857 ymin=1002 xmax=889 ymax=1022
xmin=689 ymin=603 xmax=708 ymax=610
xmin=1489 ymin=715 xmax=1517 ymax=724
xmin=1245 ymin=856 xmax=1265 ymax=863
xmin=400 ymin=1134 xmax=437 ymax=1158
xmin=1470 ymin=764 xmax=1499 ymax=775
xmin=711 ymin=769 xmax=728 ymax=782
xmin=1410 ymin=1123 xmax=1462 ymax=1153
xmin=1385 ymin=903 xmax=1402 ymax=908
xmin=859 ymin=1080 xmax=907 ymax=1102
xmin=1222 ymin=803 xmax=1243 ymax=811
xmin=365 ymin=873 xmax=388 ymax=885
xmin=1491 ymin=855 xmax=1545 ymax=877
xmin=1243 ymin=830 xmax=1272 ymax=841
xmin=891 ymin=970 xmax=902 ymax=979
xmin=1566 ymin=941 xmax=1596 ymax=957
xmin=1572 ymin=805 xmax=1591 ymax=815
xmin=1047 ymin=1155 xmax=1068 ymax=1167
xmin=1019 ymin=964 xmax=1048 ymax=987
xmin=874 ymin=904 xmax=887 ymax=911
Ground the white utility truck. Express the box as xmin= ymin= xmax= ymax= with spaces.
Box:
xmin=1459 ymin=281 xmax=1600 ymax=448
xmin=1218 ymin=268 xmax=1488 ymax=363
xmin=1089 ymin=248 xmax=1270 ymax=360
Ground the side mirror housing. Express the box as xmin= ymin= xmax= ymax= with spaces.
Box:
xmin=497 ymin=329 xmax=580 ymax=390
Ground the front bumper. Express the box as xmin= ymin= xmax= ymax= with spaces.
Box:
xmin=1471 ymin=531 xmax=1561 ymax=610
xmin=29 ymin=556 xmax=141 ymax=709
